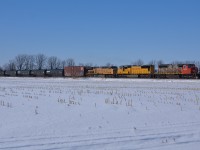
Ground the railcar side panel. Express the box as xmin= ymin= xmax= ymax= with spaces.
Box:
xmin=64 ymin=66 xmax=85 ymax=77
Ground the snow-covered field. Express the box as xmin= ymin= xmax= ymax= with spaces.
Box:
xmin=0 ymin=77 xmax=200 ymax=150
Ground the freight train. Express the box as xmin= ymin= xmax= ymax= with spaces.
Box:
xmin=0 ymin=64 xmax=199 ymax=79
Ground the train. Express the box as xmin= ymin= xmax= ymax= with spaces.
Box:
xmin=0 ymin=63 xmax=199 ymax=79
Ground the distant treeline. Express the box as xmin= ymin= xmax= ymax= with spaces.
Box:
xmin=0 ymin=54 xmax=200 ymax=71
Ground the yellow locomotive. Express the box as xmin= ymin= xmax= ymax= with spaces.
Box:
xmin=117 ymin=65 xmax=154 ymax=78
xmin=87 ymin=65 xmax=154 ymax=78
xmin=87 ymin=66 xmax=118 ymax=77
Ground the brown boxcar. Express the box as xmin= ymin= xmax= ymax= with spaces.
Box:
xmin=64 ymin=66 xmax=85 ymax=77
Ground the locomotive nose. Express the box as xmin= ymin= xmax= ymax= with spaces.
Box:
xmin=192 ymin=67 xmax=198 ymax=74
xmin=195 ymin=67 xmax=198 ymax=73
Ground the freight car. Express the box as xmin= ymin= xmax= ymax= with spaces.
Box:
xmin=64 ymin=66 xmax=85 ymax=77
xmin=45 ymin=69 xmax=64 ymax=77
xmin=30 ymin=70 xmax=46 ymax=77
xmin=0 ymin=70 xmax=4 ymax=76
xmin=17 ymin=70 xmax=31 ymax=77
xmin=4 ymin=70 xmax=17 ymax=76
xmin=64 ymin=66 xmax=93 ymax=77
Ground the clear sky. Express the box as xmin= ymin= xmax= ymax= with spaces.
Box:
xmin=0 ymin=0 xmax=200 ymax=66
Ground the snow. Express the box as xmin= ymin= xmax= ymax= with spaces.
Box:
xmin=0 ymin=77 xmax=200 ymax=150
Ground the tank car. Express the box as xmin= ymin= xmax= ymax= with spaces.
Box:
xmin=30 ymin=70 xmax=46 ymax=77
xmin=16 ymin=70 xmax=31 ymax=77
xmin=4 ymin=70 xmax=17 ymax=77
xmin=0 ymin=70 xmax=5 ymax=76
xmin=45 ymin=69 xmax=64 ymax=77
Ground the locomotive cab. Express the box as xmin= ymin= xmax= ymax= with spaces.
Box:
xmin=182 ymin=64 xmax=198 ymax=75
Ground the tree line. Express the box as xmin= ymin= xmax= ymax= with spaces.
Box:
xmin=0 ymin=54 xmax=75 ymax=71
xmin=0 ymin=54 xmax=200 ymax=71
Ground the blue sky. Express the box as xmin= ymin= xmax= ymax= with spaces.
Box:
xmin=0 ymin=0 xmax=200 ymax=66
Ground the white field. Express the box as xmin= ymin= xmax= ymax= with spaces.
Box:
xmin=0 ymin=77 xmax=200 ymax=150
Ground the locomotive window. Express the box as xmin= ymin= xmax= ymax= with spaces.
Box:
xmin=188 ymin=64 xmax=194 ymax=68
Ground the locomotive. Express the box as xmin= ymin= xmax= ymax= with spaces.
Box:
xmin=0 ymin=63 xmax=199 ymax=79
xmin=156 ymin=64 xmax=198 ymax=78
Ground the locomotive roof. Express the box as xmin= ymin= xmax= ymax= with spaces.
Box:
xmin=159 ymin=64 xmax=195 ymax=67
xmin=100 ymin=66 xmax=118 ymax=68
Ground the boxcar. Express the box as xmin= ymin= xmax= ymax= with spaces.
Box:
xmin=64 ymin=66 xmax=85 ymax=77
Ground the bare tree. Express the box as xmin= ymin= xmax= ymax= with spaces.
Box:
xmin=4 ymin=60 xmax=16 ymax=71
xmin=132 ymin=59 xmax=144 ymax=65
xmin=29 ymin=55 xmax=35 ymax=70
xmin=171 ymin=61 xmax=181 ymax=65
xmin=194 ymin=61 xmax=200 ymax=69
xmin=24 ymin=55 xmax=35 ymax=70
xmin=56 ymin=59 xmax=62 ymax=69
xmin=157 ymin=60 xmax=164 ymax=65
xmin=47 ymin=57 xmax=63 ymax=69
xmin=15 ymin=54 xmax=26 ymax=70
xmin=66 ymin=58 xmax=75 ymax=66
xmin=85 ymin=63 xmax=93 ymax=67
xmin=61 ymin=60 xmax=66 ymax=69
xmin=48 ymin=56 xmax=58 ymax=69
xmin=0 ymin=66 xmax=3 ymax=71
xmin=79 ymin=63 xmax=84 ymax=66
xmin=35 ymin=54 xmax=47 ymax=70
xmin=105 ymin=62 xmax=113 ymax=67
xmin=148 ymin=60 xmax=156 ymax=65
xmin=185 ymin=60 xmax=195 ymax=64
